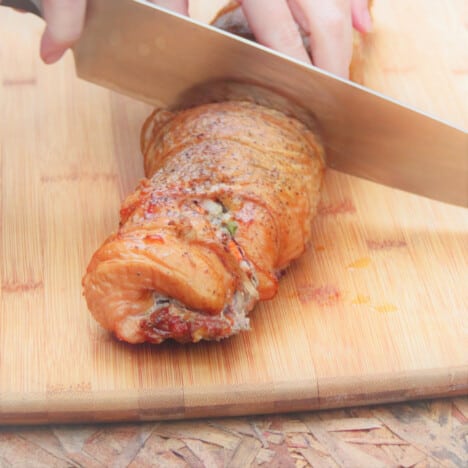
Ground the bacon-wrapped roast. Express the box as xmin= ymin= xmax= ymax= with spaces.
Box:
xmin=82 ymin=101 xmax=325 ymax=343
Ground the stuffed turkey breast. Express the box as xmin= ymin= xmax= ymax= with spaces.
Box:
xmin=82 ymin=101 xmax=325 ymax=343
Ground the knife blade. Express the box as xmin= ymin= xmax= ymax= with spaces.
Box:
xmin=3 ymin=0 xmax=467 ymax=206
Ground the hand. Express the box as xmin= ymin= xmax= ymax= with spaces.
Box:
xmin=39 ymin=0 xmax=372 ymax=79
xmin=39 ymin=0 xmax=188 ymax=64
xmin=237 ymin=0 xmax=372 ymax=78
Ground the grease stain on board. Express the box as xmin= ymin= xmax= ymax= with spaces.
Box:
xmin=41 ymin=172 xmax=118 ymax=183
xmin=351 ymin=294 xmax=371 ymax=305
xmin=317 ymin=199 xmax=356 ymax=216
xmin=350 ymin=294 xmax=398 ymax=313
xmin=366 ymin=239 xmax=407 ymax=250
xmin=46 ymin=382 xmax=92 ymax=394
xmin=373 ymin=304 xmax=398 ymax=313
xmin=297 ymin=284 xmax=341 ymax=306
xmin=1 ymin=280 xmax=43 ymax=293
xmin=3 ymin=78 xmax=36 ymax=86
xmin=347 ymin=257 xmax=372 ymax=270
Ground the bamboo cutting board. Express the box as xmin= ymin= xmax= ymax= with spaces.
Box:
xmin=0 ymin=0 xmax=467 ymax=425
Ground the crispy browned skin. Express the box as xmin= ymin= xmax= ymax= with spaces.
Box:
xmin=83 ymin=102 xmax=324 ymax=344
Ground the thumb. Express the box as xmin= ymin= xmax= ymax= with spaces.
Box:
xmin=40 ymin=0 xmax=87 ymax=64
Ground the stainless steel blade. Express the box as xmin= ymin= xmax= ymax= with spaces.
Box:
xmin=73 ymin=0 xmax=468 ymax=207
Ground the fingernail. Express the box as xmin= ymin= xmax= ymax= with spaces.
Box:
xmin=361 ymin=9 xmax=373 ymax=33
xmin=40 ymin=32 xmax=67 ymax=64
xmin=43 ymin=48 xmax=65 ymax=64
xmin=41 ymin=43 xmax=66 ymax=64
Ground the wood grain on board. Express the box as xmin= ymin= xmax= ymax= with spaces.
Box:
xmin=0 ymin=0 xmax=467 ymax=424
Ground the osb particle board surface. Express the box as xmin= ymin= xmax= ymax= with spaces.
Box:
xmin=1 ymin=398 xmax=467 ymax=467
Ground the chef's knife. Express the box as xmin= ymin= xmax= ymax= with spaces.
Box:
xmin=3 ymin=0 xmax=467 ymax=207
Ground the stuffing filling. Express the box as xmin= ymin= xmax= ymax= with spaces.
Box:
xmin=139 ymin=199 xmax=259 ymax=343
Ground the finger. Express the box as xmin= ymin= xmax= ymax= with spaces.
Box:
xmin=150 ymin=0 xmax=188 ymax=15
xmin=295 ymin=0 xmax=353 ymax=78
xmin=287 ymin=0 xmax=309 ymax=32
xmin=351 ymin=0 xmax=372 ymax=33
xmin=239 ymin=0 xmax=311 ymax=64
xmin=40 ymin=0 xmax=87 ymax=64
